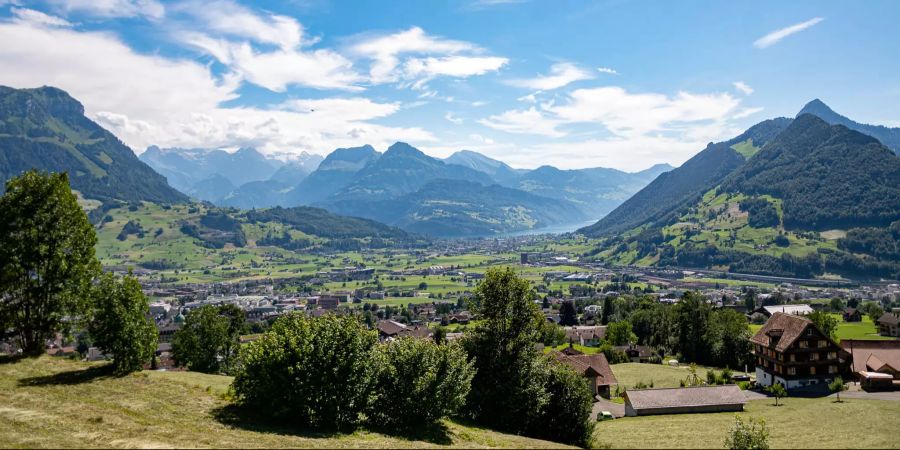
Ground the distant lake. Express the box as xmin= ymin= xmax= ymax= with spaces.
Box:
xmin=494 ymin=219 xmax=598 ymax=237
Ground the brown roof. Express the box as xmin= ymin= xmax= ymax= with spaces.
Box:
xmin=624 ymin=385 xmax=746 ymax=410
xmin=376 ymin=320 xmax=406 ymax=336
xmin=564 ymin=326 xmax=607 ymax=342
xmin=749 ymin=312 xmax=815 ymax=352
xmin=877 ymin=313 xmax=900 ymax=326
xmin=549 ymin=351 xmax=618 ymax=386
xmin=841 ymin=339 xmax=900 ymax=374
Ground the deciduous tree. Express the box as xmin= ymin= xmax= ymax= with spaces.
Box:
xmin=88 ymin=272 xmax=157 ymax=374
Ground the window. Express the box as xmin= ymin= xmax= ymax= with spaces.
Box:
xmin=787 ymin=367 xmax=796 ymax=375
xmin=799 ymin=341 xmax=808 ymax=348
xmin=827 ymin=352 xmax=837 ymax=360
xmin=810 ymin=366 xmax=817 ymax=375
xmin=818 ymin=340 xmax=827 ymax=348
xmin=807 ymin=328 xmax=814 ymax=336
xmin=790 ymin=354 xmax=796 ymax=362
xmin=810 ymin=353 xmax=819 ymax=361
xmin=828 ymin=365 xmax=837 ymax=374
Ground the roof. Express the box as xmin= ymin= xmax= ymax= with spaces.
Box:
xmin=624 ymin=385 xmax=746 ymax=410
xmin=549 ymin=351 xmax=617 ymax=386
xmin=376 ymin=320 xmax=407 ymax=336
xmin=841 ymin=339 xmax=900 ymax=374
xmin=762 ymin=304 xmax=814 ymax=316
xmin=859 ymin=371 xmax=894 ymax=379
xmin=877 ymin=313 xmax=900 ymax=326
xmin=749 ymin=312 xmax=816 ymax=352
xmin=564 ymin=326 xmax=607 ymax=342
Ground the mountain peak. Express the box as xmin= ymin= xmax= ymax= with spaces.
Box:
xmin=384 ymin=141 xmax=423 ymax=156
xmin=798 ymin=98 xmax=835 ymax=117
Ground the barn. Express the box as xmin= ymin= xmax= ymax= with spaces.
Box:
xmin=623 ymin=385 xmax=747 ymax=417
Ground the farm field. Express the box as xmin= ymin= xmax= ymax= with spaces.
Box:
xmin=611 ymin=363 xmax=718 ymax=389
xmin=0 ymin=356 xmax=571 ymax=449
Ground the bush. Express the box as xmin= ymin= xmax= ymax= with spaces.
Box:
xmin=368 ymin=338 xmax=474 ymax=430
xmin=88 ymin=272 xmax=157 ymax=375
xmin=535 ymin=361 xmax=595 ymax=447
xmin=724 ymin=416 xmax=769 ymax=450
xmin=232 ymin=313 xmax=377 ymax=430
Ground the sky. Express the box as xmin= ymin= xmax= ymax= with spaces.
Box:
xmin=0 ymin=0 xmax=898 ymax=171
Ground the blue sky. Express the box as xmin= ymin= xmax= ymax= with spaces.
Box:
xmin=0 ymin=0 xmax=897 ymax=171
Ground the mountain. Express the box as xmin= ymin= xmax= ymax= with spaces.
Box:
xmin=327 ymin=142 xmax=493 ymax=203
xmin=139 ymin=146 xmax=284 ymax=202
xmin=579 ymin=117 xmax=791 ymax=236
xmin=328 ymin=178 xmax=587 ymax=237
xmin=722 ymin=114 xmax=900 ymax=230
xmin=285 ymin=145 xmax=380 ymax=205
xmin=444 ymin=150 xmax=525 ymax=185
xmin=514 ymin=163 xmax=672 ymax=219
xmin=798 ymin=99 xmax=900 ymax=154
xmin=0 ymin=86 xmax=187 ymax=203
xmin=587 ymin=112 xmax=900 ymax=280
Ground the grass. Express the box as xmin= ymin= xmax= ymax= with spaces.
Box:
xmin=0 ymin=356 xmax=571 ymax=449
xmin=594 ymin=397 xmax=900 ymax=449
xmin=750 ymin=314 xmax=897 ymax=342
xmin=611 ymin=363 xmax=716 ymax=389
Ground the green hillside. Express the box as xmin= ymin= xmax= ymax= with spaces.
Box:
xmin=0 ymin=86 xmax=187 ymax=204
xmin=0 ymin=357 xmax=570 ymax=449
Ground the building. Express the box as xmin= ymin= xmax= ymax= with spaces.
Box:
xmin=564 ymin=326 xmax=607 ymax=347
xmin=623 ymin=385 xmax=746 ymax=417
xmin=749 ymin=312 xmax=850 ymax=389
xmin=754 ymin=304 xmax=814 ymax=318
xmin=843 ymin=308 xmax=862 ymax=322
xmin=376 ymin=320 xmax=432 ymax=341
xmin=841 ymin=339 xmax=900 ymax=391
xmin=614 ymin=344 xmax=655 ymax=363
xmin=877 ymin=310 xmax=900 ymax=337
xmin=549 ymin=351 xmax=617 ymax=398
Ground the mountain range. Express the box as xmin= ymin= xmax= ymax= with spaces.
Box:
xmin=580 ymin=100 xmax=900 ymax=280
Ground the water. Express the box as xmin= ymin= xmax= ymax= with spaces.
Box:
xmin=494 ymin=219 xmax=598 ymax=237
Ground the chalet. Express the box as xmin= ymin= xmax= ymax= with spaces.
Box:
xmin=877 ymin=310 xmax=900 ymax=337
xmin=614 ymin=344 xmax=655 ymax=363
xmin=549 ymin=351 xmax=617 ymax=398
xmin=842 ymin=339 xmax=900 ymax=385
xmin=564 ymin=326 xmax=607 ymax=347
xmin=842 ymin=308 xmax=862 ymax=322
xmin=623 ymin=385 xmax=746 ymax=416
xmin=749 ymin=312 xmax=850 ymax=389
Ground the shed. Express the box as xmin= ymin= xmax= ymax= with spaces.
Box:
xmin=623 ymin=385 xmax=746 ymax=417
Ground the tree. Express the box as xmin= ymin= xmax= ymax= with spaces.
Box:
xmin=232 ymin=313 xmax=377 ymax=430
xmin=829 ymin=377 xmax=848 ymax=402
xmin=368 ymin=337 xmax=474 ymax=430
xmin=808 ymin=311 xmax=839 ymax=341
xmin=432 ymin=325 xmax=447 ymax=344
xmin=172 ymin=304 xmax=246 ymax=374
xmin=537 ymin=361 xmax=595 ymax=447
xmin=558 ymin=300 xmax=578 ymax=326
xmin=600 ymin=296 xmax=613 ymax=325
xmin=867 ymin=304 xmax=885 ymax=324
xmin=88 ymin=272 xmax=158 ymax=375
xmin=829 ymin=297 xmax=844 ymax=312
xmin=766 ymin=383 xmax=787 ymax=406
xmin=462 ymin=267 xmax=548 ymax=432
xmin=606 ymin=320 xmax=637 ymax=346
xmin=724 ymin=416 xmax=770 ymax=450
xmin=0 ymin=171 xmax=100 ymax=355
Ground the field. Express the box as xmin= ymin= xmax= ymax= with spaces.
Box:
xmin=611 ymin=363 xmax=715 ymax=389
xmin=594 ymin=396 xmax=900 ymax=448
xmin=0 ymin=356 xmax=570 ymax=449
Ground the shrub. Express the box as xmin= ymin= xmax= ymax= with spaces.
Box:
xmin=724 ymin=416 xmax=769 ymax=450
xmin=535 ymin=361 xmax=596 ymax=448
xmin=368 ymin=338 xmax=474 ymax=430
xmin=88 ymin=272 xmax=157 ymax=375
xmin=232 ymin=313 xmax=377 ymax=430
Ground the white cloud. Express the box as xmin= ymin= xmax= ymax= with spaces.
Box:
xmin=445 ymin=112 xmax=464 ymax=125
xmin=349 ymin=27 xmax=506 ymax=86
xmin=0 ymin=21 xmax=433 ymax=157
xmin=175 ymin=0 xmax=304 ymax=50
xmin=47 ymin=0 xmax=164 ymax=20
xmin=596 ymin=67 xmax=618 ymax=75
xmin=507 ymin=62 xmax=593 ymax=90
xmin=468 ymin=133 xmax=494 ymax=145
xmin=479 ymin=107 xmax=565 ymax=137
xmin=732 ymin=107 xmax=764 ymax=119
xmin=733 ymin=81 xmax=754 ymax=95
xmin=754 ymin=17 xmax=824 ymax=49
xmin=10 ymin=7 xmax=73 ymax=27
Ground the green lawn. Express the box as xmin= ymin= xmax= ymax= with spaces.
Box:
xmin=611 ymin=363 xmax=715 ymax=389
xmin=0 ymin=356 xmax=571 ymax=449
xmin=594 ymin=397 xmax=900 ymax=449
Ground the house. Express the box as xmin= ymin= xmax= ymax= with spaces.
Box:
xmin=549 ymin=351 xmax=617 ymax=398
xmin=754 ymin=304 xmax=814 ymax=318
xmin=614 ymin=344 xmax=655 ymax=363
xmin=843 ymin=308 xmax=862 ymax=322
xmin=564 ymin=326 xmax=607 ymax=347
xmin=877 ymin=310 xmax=900 ymax=337
xmin=841 ymin=339 xmax=900 ymax=389
xmin=749 ymin=312 xmax=850 ymax=389
xmin=376 ymin=320 xmax=432 ymax=341
xmin=623 ymin=385 xmax=746 ymax=416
